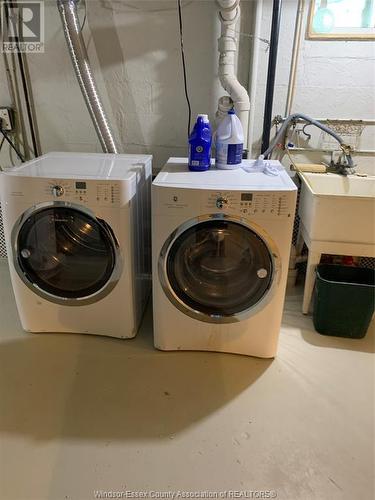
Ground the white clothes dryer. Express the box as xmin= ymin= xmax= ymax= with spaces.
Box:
xmin=0 ymin=152 xmax=152 ymax=338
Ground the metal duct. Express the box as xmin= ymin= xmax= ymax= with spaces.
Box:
xmin=57 ymin=0 xmax=118 ymax=153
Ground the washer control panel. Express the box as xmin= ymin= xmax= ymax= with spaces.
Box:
xmin=203 ymin=191 xmax=293 ymax=218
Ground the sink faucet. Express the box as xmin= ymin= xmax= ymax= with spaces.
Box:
xmin=263 ymin=113 xmax=356 ymax=176
xmin=330 ymin=143 xmax=356 ymax=176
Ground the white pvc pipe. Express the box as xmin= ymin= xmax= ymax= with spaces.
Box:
xmin=217 ymin=0 xmax=239 ymax=9
xmin=215 ymin=95 xmax=234 ymax=127
xmin=247 ymin=0 xmax=263 ymax=158
xmin=216 ymin=0 xmax=250 ymax=149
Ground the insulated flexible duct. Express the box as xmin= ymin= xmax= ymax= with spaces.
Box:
xmin=57 ymin=0 xmax=118 ymax=153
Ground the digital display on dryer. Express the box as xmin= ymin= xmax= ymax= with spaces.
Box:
xmin=241 ymin=193 xmax=253 ymax=201
xmin=76 ymin=182 xmax=87 ymax=190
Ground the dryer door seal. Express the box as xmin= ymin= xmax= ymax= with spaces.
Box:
xmin=12 ymin=202 xmax=122 ymax=306
xmin=159 ymin=215 xmax=281 ymax=324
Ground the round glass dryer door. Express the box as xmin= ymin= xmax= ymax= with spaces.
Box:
xmin=14 ymin=205 xmax=121 ymax=305
xmin=162 ymin=218 xmax=275 ymax=322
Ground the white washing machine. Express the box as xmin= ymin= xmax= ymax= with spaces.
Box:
xmin=0 ymin=152 xmax=152 ymax=338
xmin=152 ymin=157 xmax=297 ymax=357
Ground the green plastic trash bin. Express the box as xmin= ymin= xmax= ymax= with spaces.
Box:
xmin=313 ymin=265 xmax=375 ymax=338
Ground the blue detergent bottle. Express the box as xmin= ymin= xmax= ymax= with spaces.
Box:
xmin=188 ymin=114 xmax=212 ymax=171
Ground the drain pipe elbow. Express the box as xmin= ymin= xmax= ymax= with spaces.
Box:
xmin=57 ymin=0 xmax=118 ymax=153
xmin=218 ymin=73 xmax=250 ymax=144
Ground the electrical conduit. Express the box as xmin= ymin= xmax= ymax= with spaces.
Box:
xmin=247 ymin=0 xmax=263 ymax=158
xmin=57 ymin=0 xmax=118 ymax=154
xmin=285 ymin=0 xmax=305 ymax=116
xmin=260 ymin=0 xmax=282 ymax=155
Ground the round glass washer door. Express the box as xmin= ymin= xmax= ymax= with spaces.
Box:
xmin=12 ymin=203 xmax=121 ymax=305
xmin=160 ymin=217 xmax=278 ymax=323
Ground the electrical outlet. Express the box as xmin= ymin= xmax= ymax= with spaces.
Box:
xmin=0 ymin=107 xmax=14 ymax=131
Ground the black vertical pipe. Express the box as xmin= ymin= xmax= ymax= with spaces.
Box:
xmin=261 ymin=0 xmax=282 ymax=155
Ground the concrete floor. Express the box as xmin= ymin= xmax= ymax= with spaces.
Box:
xmin=0 ymin=259 xmax=374 ymax=500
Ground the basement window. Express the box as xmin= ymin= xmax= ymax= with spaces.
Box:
xmin=307 ymin=0 xmax=375 ymax=39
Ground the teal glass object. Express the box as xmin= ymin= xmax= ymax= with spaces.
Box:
xmin=313 ymin=7 xmax=335 ymax=33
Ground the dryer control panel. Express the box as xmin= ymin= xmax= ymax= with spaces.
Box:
xmin=39 ymin=180 xmax=125 ymax=207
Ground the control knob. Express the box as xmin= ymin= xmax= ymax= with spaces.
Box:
xmin=216 ymin=196 xmax=228 ymax=209
xmin=52 ymin=185 xmax=64 ymax=197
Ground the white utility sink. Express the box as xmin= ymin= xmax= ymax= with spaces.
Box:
xmin=299 ymin=173 xmax=375 ymax=244
xmin=300 ymin=172 xmax=375 ymax=196
xmin=297 ymin=172 xmax=375 ymax=314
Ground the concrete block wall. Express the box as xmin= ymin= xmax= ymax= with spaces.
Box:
xmin=0 ymin=0 xmax=374 ymax=172
xmin=0 ymin=0 xmax=252 ymax=172
xmin=250 ymin=0 xmax=375 ymax=173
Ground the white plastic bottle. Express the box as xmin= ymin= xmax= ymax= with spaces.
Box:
xmin=215 ymin=109 xmax=244 ymax=169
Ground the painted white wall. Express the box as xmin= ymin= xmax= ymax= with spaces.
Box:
xmin=0 ymin=0 xmax=252 ymax=171
xmin=250 ymin=0 xmax=375 ymax=174
xmin=1 ymin=0 xmax=374 ymax=173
